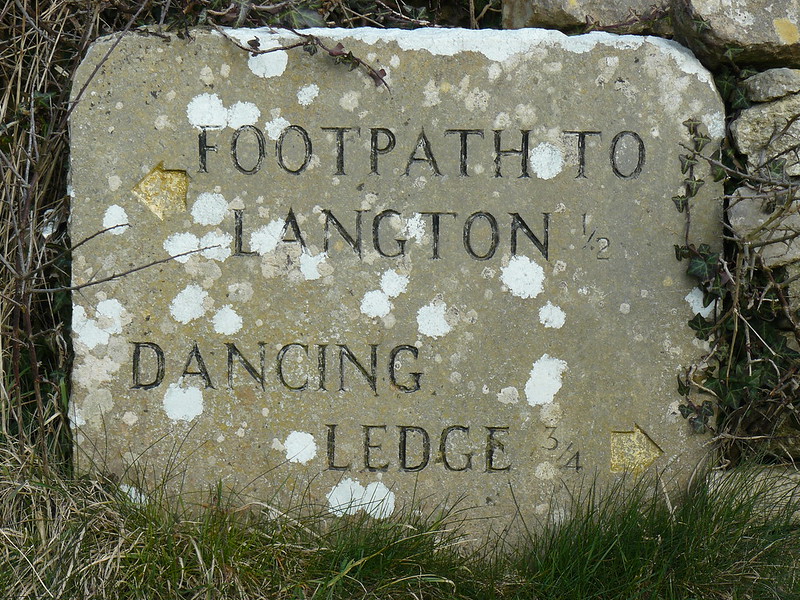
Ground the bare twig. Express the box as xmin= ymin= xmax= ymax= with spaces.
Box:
xmin=213 ymin=23 xmax=390 ymax=90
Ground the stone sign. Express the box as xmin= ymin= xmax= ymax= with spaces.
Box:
xmin=70 ymin=27 xmax=723 ymax=527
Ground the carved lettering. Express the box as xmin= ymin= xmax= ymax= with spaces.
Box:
xmin=398 ymin=426 xmax=430 ymax=472
xmin=363 ymin=425 xmax=389 ymax=472
xmin=231 ymin=125 xmax=265 ymax=174
xmin=276 ymin=125 xmax=312 ymax=174
xmin=131 ymin=342 xmax=164 ymax=390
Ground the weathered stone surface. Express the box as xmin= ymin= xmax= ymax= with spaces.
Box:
xmin=503 ymin=0 xmax=668 ymax=32
xmin=730 ymin=92 xmax=800 ymax=176
xmin=69 ymin=28 xmax=723 ymax=531
xmin=743 ymin=68 xmax=800 ymax=102
xmin=672 ymin=0 xmax=800 ymax=69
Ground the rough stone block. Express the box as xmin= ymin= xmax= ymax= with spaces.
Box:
xmin=69 ymin=28 xmax=723 ymax=530
xmin=673 ymin=0 xmax=800 ymax=69
xmin=503 ymin=0 xmax=668 ymax=32
xmin=743 ymin=68 xmax=800 ymax=102
xmin=731 ymin=92 xmax=800 ymax=176
xmin=727 ymin=186 xmax=800 ymax=266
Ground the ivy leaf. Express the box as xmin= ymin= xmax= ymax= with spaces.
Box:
xmin=730 ymin=90 xmax=751 ymax=110
xmin=716 ymin=75 xmax=736 ymax=99
xmin=688 ymin=313 xmax=714 ymax=339
xmin=687 ymin=250 xmax=719 ymax=281
xmin=768 ymin=158 xmax=787 ymax=178
xmin=678 ymin=403 xmax=693 ymax=418
xmin=328 ymin=42 xmax=346 ymax=57
xmin=677 ymin=375 xmax=691 ymax=397
xmin=673 ymin=195 xmax=688 ymax=213
xmin=684 ymin=177 xmax=705 ymax=197
xmin=693 ymin=134 xmax=712 ymax=152
xmin=680 ymin=154 xmax=698 ymax=174
xmin=683 ymin=118 xmax=701 ymax=134
xmin=689 ymin=415 xmax=708 ymax=433
xmin=700 ymin=400 xmax=714 ymax=417
xmin=723 ymin=46 xmax=744 ymax=61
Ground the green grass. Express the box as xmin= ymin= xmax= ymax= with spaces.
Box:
xmin=1 ymin=450 xmax=797 ymax=599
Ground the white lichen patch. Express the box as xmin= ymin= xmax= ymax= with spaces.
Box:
xmin=248 ymin=44 xmax=288 ymax=78
xmin=538 ymin=302 xmax=566 ymax=328
xmin=283 ymin=431 xmax=317 ymax=464
xmin=539 ymin=402 xmax=563 ymax=426
xmin=339 ymin=90 xmax=360 ymax=112
xmin=464 ymin=87 xmax=489 ymax=111
xmin=121 ymin=411 xmax=138 ymax=426
xmin=299 ymin=250 xmax=327 ymax=281
xmin=163 ymin=382 xmax=204 ymax=422
xmin=497 ymin=386 xmax=519 ymax=404
xmin=107 ymin=175 xmax=122 ymax=191
xmin=525 ymin=354 xmax=568 ymax=407
xmin=73 ymin=355 xmax=121 ymax=388
xmin=250 ymin=220 xmax=283 ymax=254
xmin=187 ymin=93 xmax=227 ymax=129
xmin=501 ymin=255 xmax=545 ymax=299
xmin=227 ymin=101 xmax=260 ymax=129
xmin=361 ymin=289 xmax=392 ymax=318
xmin=529 ymin=142 xmax=564 ymax=180
xmin=96 ymin=299 xmax=125 ymax=334
xmin=73 ymin=300 xmax=127 ymax=350
xmin=228 ymin=281 xmax=253 ymax=303
xmin=422 ymin=79 xmax=440 ymax=106
xmin=534 ymin=462 xmax=557 ymax=480
xmin=199 ymin=231 xmax=233 ymax=262
xmin=169 ymin=284 xmax=208 ymax=324
xmin=685 ymin=287 xmax=715 ymax=318
xmin=265 ymin=115 xmax=290 ymax=140
xmin=417 ymin=300 xmax=452 ymax=338
xmin=212 ymin=305 xmax=243 ymax=335
xmin=361 ymin=482 xmax=396 ymax=519
xmin=69 ymin=403 xmax=86 ymax=427
xmin=164 ymin=232 xmax=200 ymax=263
xmin=326 ymin=478 xmax=365 ymax=516
xmin=154 ymin=114 xmax=174 ymax=130
xmin=381 ymin=269 xmax=409 ymax=298
xmin=297 ymin=83 xmax=319 ymax=106
xmin=191 ymin=192 xmax=228 ymax=225
xmin=199 ymin=65 xmax=215 ymax=86
xmin=79 ymin=388 xmax=114 ymax=426
xmin=403 ymin=213 xmax=426 ymax=242
xmin=103 ymin=205 xmax=129 ymax=235
xmin=119 ymin=483 xmax=146 ymax=505
xmin=705 ymin=111 xmax=725 ymax=139
xmin=326 ymin=478 xmax=395 ymax=519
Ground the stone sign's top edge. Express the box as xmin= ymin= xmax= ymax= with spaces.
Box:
xmin=217 ymin=27 xmax=715 ymax=88
xmin=80 ymin=26 xmax=716 ymax=93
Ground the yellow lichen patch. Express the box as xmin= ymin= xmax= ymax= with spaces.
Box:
xmin=132 ymin=162 xmax=188 ymax=219
xmin=774 ymin=18 xmax=800 ymax=44
xmin=610 ymin=424 xmax=663 ymax=474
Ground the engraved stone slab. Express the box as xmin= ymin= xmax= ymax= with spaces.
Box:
xmin=70 ymin=28 xmax=724 ymax=528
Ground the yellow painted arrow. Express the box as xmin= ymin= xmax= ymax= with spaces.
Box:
xmin=132 ymin=162 xmax=188 ymax=219
xmin=610 ymin=424 xmax=663 ymax=474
